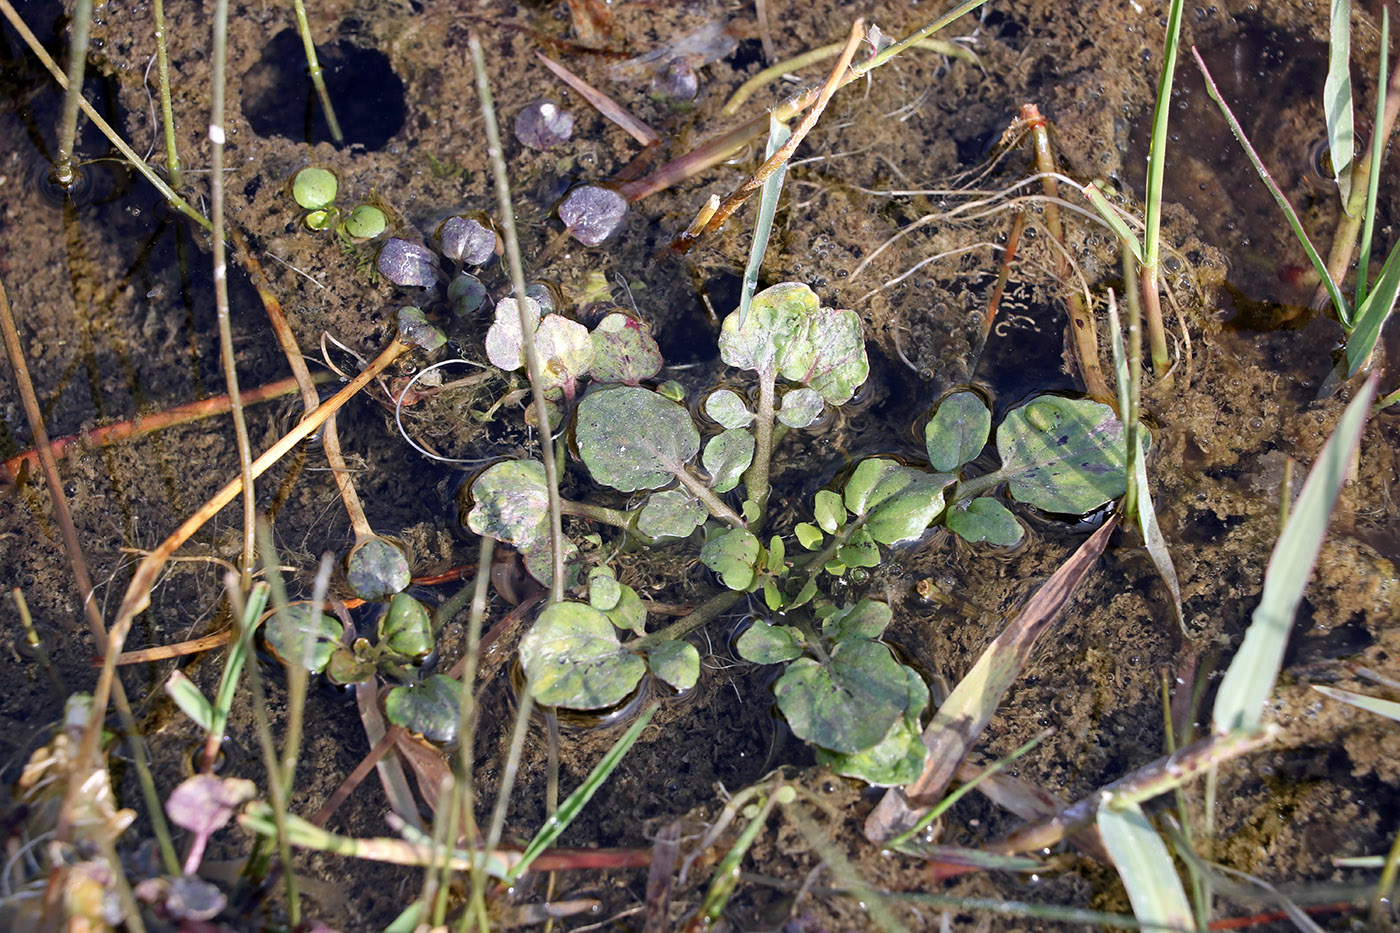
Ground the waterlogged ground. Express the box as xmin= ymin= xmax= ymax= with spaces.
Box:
xmin=1 ymin=0 xmax=1398 ymax=928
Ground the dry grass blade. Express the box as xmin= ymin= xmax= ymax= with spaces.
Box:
xmin=866 ymin=514 xmax=1119 ymax=841
xmin=536 ymin=51 xmax=659 ymax=145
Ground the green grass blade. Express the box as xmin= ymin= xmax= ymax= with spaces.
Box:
xmin=1325 ymin=0 xmax=1356 ymax=209
xmin=737 ymin=115 xmax=792 ymax=326
xmin=1346 ymin=236 xmax=1400 ymax=374
xmin=1143 ymin=0 xmax=1185 ymax=269
xmin=1311 ymin=684 xmax=1400 ymax=722
xmin=509 ymin=704 xmax=657 ymax=880
xmin=1356 ymin=7 xmax=1388 ymax=306
xmin=164 ymin=671 xmax=214 ymax=732
xmin=1098 ymin=800 xmax=1196 ymax=932
xmin=1192 ymin=48 xmax=1352 ymax=324
xmin=1083 ymin=184 xmax=1144 ymax=263
xmin=1212 ymin=374 xmax=1378 ymax=733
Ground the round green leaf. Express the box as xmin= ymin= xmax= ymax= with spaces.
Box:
xmin=795 ymin=522 xmax=824 ymax=549
xmin=637 ymin=489 xmax=707 ymax=539
xmin=384 ymin=675 xmax=462 ymax=743
xmin=946 ymin=497 xmax=1024 ymax=546
xmin=702 ymin=429 xmax=755 ymax=494
xmin=534 ymin=314 xmax=594 ymax=398
xmin=346 ymin=537 xmax=411 ymax=600
xmin=778 ymin=387 xmax=824 ymax=428
xmin=843 ymin=459 xmax=954 ymax=547
xmin=467 ymin=460 xmax=549 ymax=548
xmin=396 ymin=306 xmax=446 ymax=352
xmin=588 ymin=313 xmax=662 ymax=385
xmin=519 ymin=533 xmax=580 ymax=588
xmin=575 ymin=386 xmax=700 ymax=492
xmin=264 ymin=604 xmax=343 ymax=674
xmin=485 ymin=297 xmax=541 ymax=371
xmin=735 ymin=619 xmax=805 ymax=664
xmin=820 ymin=598 xmax=893 ymax=642
xmin=604 ymin=583 xmax=647 ymax=635
xmin=718 ymin=283 xmax=869 ymax=405
xmin=588 ymin=566 xmax=622 ymax=611
xmin=699 ymin=528 xmax=760 ymax=590
xmin=518 ymin=602 xmax=646 ymax=709
xmin=380 ymin=593 xmax=434 ymax=660
xmin=997 ymin=396 xmax=1128 ymax=514
xmin=448 ymin=273 xmax=488 ymax=317
xmin=342 ymin=204 xmax=386 ymax=240
xmin=704 ymin=388 xmax=753 ymax=429
xmin=815 ymin=665 xmax=930 ymax=786
xmin=292 ymin=166 xmax=337 ymax=210
xmin=813 ymin=489 xmax=845 ymax=534
xmin=773 ymin=640 xmax=907 ymax=754
xmin=647 ymin=640 xmax=699 ymax=691
xmin=925 ymin=391 xmax=991 ymax=472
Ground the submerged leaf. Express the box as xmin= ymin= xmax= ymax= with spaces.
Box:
xmin=559 ymin=185 xmax=628 ymax=246
xmin=467 ymin=460 xmax=550 ymax=548
xmin=379 ymin=593 xmax=434 ymax=660
xmin=533 ymin=314 xmax=594 ymax=397
xmin=816 ymin=665 xmax=930 ymax=786
xmin=346 ymin=537 xmax=411 ymax=599
xmin=996 ymin=396 xmax=1128 ymax=514
xmin=843 ymin=459 xmax=954 ymax=546
xmin=396 ymin=306 xmax=446 ymax=352
xmin=718 ymin=283 xmax=869 ymax=405
xmin=778 ymin=387 xmax=824 ymax=428
xmin=735 ymin=619 xmax=806 ymax=664
xmin=774 ymin=640 xmax=907 ymax=754
xmin=821 ymin=599 xmax=893 ymax=642
xmin=518 ymin=602 xmax=646 ymax=709
xmin=637 ymin=489 xmax=707 ymax=539
xmin=576 ymin=386 xmax=700 ymax=491
xmin=925 ymin=391 xmax=991 ymax=472
xmin=648 ymin=640 xmax=700 ymax=691
xmin=702 ymin=428 xmax=755 ymax=493
xmin=448 ymin=272 xmax=489 ymax=317
xmin=704 ymin=388 xmax=753 ymax=429
xmin=377 ymin=238 xmax=438 ymax=288
xmin=699 ymin=527 xmax=761 ymax=590
xmin=437 ymin=215 xmax=498 ymax=265
xmin=291 ymin=167 xmax=337 ymax=210
xmin=485 ymin=297 xmax=542 ymax=372
xmin=263 ymin=604 xmax=344 ymax=674
xmin=589 ymin=312 xmax=663 ymax=384
xmin=515 ymin=98 xmax=574 ymax=150
xmin=385 ymin=675 xmax=462 ymax=743
xmin=946 ymin=497 xmax=1024 ymax=546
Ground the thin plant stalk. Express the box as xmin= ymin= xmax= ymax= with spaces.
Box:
xmin=151 ymin=0 xmax=181 ymax=187
xmin=51 ymin=0 xmax=93 ymax=187
xmin=293 ymin=0 xmax=344 ymax=144
xmin=1355 ymin=8 xmax=1390 ymax=309
xmin=0 ymin=0 xmax=209 ymax=229
xmin=674 ymin=19 xmax=865 ymax=252
xmin=231 ymin=573 xmax=302 ymax=927
xmin=0 ymin=275 xmax=181 ymax=875
xmin=471 ymin=34 xmax=565 ymax=600
xmin=1140 ymin=0 xmax=1185 ymax=378
xmin=210 ymin=0 xmax=256 ymax=582
xmin=465 ymin=688 xmax=535 ymax=932
xmin=1374 ymin=819 xmax=1400 ymax=926
xmin=1023 ymin=104 xmax=1112 ymax=402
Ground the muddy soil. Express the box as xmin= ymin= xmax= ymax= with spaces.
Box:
xmin=1 ymin=0 xmax=1398 ymax=929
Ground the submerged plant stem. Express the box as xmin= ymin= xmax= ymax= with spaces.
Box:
xmin=0 ymin=0 xmax=210 ymax=229
xmin=151 ymin=0 xmax=181 ymax=186
xmin=52 ymin=0 xmax=93 ymax=186
xmin=293 ymin=0 xmax=344 ymax=144
xmin=471 ymin=34 xmax=566 ymax=600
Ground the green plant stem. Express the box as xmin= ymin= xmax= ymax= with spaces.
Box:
xmin=1358 ymin=9 xmax=1391 ymax=309
xmin=789 ymin=614 xmax=829 ymax=665
xmin=471 ymin=35 xmax=565 ymax=600
xmin=1120 ymin=260 xmax=1144 ymax=519
xmin=950 ymin=469 xmax=1004 ymax=503
xmin=52 ymin=0 xmax=93 ymax=187
xmin=293 ymin=0 xmax=344 ymax=144
xmin=210 ymin=0 xmax=256 ymax=583
xmin=1140 ymin=0 xmax=1184 ymax=379
xmin=633 ymin=588 xmax=743 ymax=652
xmin=1373 ymin=818 xmax=1400 ymax=926
xmin=560 ymin=498 xmax=634 ymax=529
xmin=0 ymin=0 xmax=209 ymax=229
xmin=690 ymin=784 xmax=781 ymax=930
xmin=151 ymin=0 xmax=181 ymax=187
xmin=677 ymin=466 xmax=746 ymax=529
xmin=742 ymin=372 xmax=778 ymax=521
xmin=232 ymin=577 xmax=302 ymax=926
xmin=1374 ymin=385 xmax=1400 ymax=412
